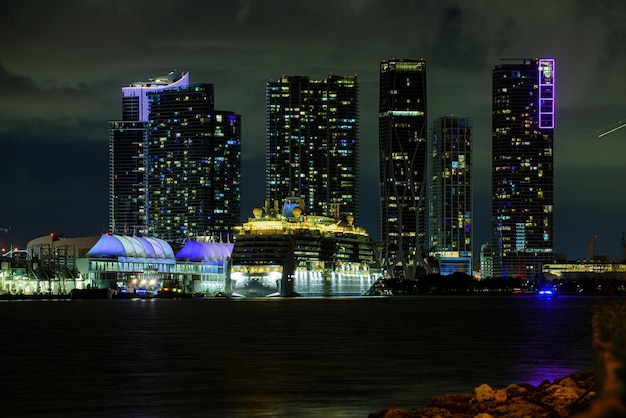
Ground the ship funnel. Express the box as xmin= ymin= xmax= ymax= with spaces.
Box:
xmin=282 ymin=194 xmax=305 ymax=218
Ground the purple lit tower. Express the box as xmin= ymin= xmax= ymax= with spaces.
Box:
xmin=109 ymin=71 xmax=190 ymax=236
xmin=491 ymin=58 xmax=555 ymax=279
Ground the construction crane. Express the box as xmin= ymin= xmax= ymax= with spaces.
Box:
xmin=0 ymin=226 xmax=9 ymax=233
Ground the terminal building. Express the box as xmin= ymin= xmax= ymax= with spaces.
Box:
xmin=0 ymin=234 xmax=232 ymax=296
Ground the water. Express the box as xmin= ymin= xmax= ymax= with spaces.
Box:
xmin=1 ymin=295 xmax=600 ymax=417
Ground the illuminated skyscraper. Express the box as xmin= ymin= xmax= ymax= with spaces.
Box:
xmin=379 ymin=59 xmax=428 ymax=279
xmin=146 ymin=84 xmax=241 ymax=243
xmin=109 ymin=72 xmax=241 ymax=243
xmin=492 ymin=58 xmax=555 ymax=279
xmin=429 ymin=116 xmax=473 ymax=275
xmin=109 ymin=71 xmax=190 ymax=235
xmin=265 ymin=74 xmax=359 ymax=219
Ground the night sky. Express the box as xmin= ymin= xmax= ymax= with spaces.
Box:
xmin=1 ymin=1 xmax=626 ymax=261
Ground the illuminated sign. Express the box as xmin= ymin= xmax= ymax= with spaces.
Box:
xmin=538 ymin=58 xmax=555 ymax=129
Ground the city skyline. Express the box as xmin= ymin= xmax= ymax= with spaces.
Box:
xmin=2 ymin=1 xmax=626 ymax=261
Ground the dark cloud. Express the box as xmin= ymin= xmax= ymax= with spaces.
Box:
xmin=426 ymin=6 xmax=488 ymax=70
xmin=0 ymin=64 xmax=39 ymax=94
xmin=0 ymin=63 xmax=116 ymax=124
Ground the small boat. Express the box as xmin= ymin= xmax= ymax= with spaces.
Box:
xmin=114 ymin=288 xmax=157 ymax=299
xmin=533 ymin=289 xmax=558 ymax=299
xmin=156 ymin=279 xmax=192 ymax=298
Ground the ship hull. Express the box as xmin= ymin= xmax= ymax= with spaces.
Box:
xmin=291 ymin=272 xmax=377 ymax=297
xmin=229 ymin=273 xmax=376 ymax=297
xmin=230 ymin=276 xmax=281 ymax=297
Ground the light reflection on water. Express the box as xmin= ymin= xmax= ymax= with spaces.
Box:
xmin=0 ymin=295 xmax=599 ymax=417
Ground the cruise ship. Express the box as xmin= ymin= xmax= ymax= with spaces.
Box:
xmin=226 ymin=196 xmax=382 ymax=297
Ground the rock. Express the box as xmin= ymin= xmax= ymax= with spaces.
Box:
xmin=367 ymin=407 xmax=433 ymax=417
xmin=504 ymin=383 xmax=529 ymax=397
xmin=369 ymin=372 xmax=595 ymax=418
xmin=473 ymin=384 xmax=495 ymax=402
xmin=493 ymin=388 xmax=507 ymax=403
xmin=429 ymin=393 xmax=472 ymax=414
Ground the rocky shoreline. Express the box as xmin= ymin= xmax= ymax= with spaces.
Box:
xmin=369 ymin=372 xmax=596 ymax=417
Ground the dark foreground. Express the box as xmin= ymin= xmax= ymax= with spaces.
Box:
xmin=370 ymin=372 xmax=595 ymax=417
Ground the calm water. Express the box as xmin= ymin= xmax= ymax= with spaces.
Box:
xmin=1 ymin=295 xmax=600 ymax=417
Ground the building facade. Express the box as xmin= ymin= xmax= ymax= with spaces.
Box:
xmin=479 ymin=243 xmax=496 ymax=279
xmin=492 ymin=58 xmax=555 ymax=279
xmin=429 ymin=116 xmax=473 ymax=275
xmin=265 ymin=74 xmax=359 ymax=220
xmin=109 ymin=71 xmax=190 ymax=235
xmin=379 ymin=59 xmax=428 ymax=279
xmin=147 ymin=84 xmax=241 ymax=243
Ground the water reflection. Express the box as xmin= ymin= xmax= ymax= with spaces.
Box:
xmin=0 ymin=295 xmax=598 ymax=417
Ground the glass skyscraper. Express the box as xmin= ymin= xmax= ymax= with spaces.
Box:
xmin=265 ymin=74 xmax=359 ymax=220
xmin=146 ymin=84 xmax=241 ymax=243
xmin=378 ymin=59 xmax=428 ymax=279
xmin=492 ymin=58 xmax=555 ymax=279
xmin=109 ymin=71 xmax=241 ymax=243
xmin=109 ymin=71 xmax=190 ymax=235
xmin=429 ymin=116 xmax=473 ymax=274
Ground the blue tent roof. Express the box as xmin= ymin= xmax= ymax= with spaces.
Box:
xmin=85 ymin=234 xmax=175 ymax=259
xmin=175 ymin=240 xmax=233 ymax=262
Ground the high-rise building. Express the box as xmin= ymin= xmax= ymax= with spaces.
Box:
xmin=146 ymin=84 xmax=241 ymax=243
xmin=492 ymin=58 xmax=555 ymax=279
xmin=109 ymin=72 xmax=241 ymax=243
xmin=479 ymin=243 xmax=496 ymax=279
xmin=379 ymin=59 xmax=428 ymax=279
xmin=109 ymin=71 xmax=190 ymax=235
xmin=265 ymin=74 xmax=359 ymax=219
xmin=429 ymin=116 xmax=473 ymax=275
